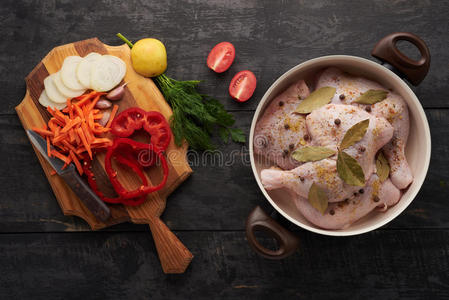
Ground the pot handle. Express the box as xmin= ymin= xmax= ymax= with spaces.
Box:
xmin=371 ymin=32 xmax=430 ymax=86
xmin=246 ymin=206 xmax=299 ymax=259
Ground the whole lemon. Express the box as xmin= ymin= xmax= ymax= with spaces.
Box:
xmin=131 ymin=38 xmax=167 ymax=77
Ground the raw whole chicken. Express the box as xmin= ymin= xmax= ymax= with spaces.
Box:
xmin=316 ymin=67 xmax=413 ymax=189
xmin=261 ymin=105 xmax=393 ymax=203
xmin=253 ymin=79 xmax=310 ymax=170
xmin=292 ymin=175 xmax=401 ymax=230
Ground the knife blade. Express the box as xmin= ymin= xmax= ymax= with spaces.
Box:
xmin=26 ymin=129 xmax=111 ymax=222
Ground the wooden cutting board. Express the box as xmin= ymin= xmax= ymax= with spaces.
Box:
xmin=15 ymin=38 xmax=193 ymax=274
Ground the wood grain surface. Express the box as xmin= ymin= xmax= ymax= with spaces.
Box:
xmin=2 ymin=0 xmax=449 ymax=298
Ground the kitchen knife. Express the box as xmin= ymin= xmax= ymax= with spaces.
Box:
xmin=26 ymin=129 xmax=111 ymax=222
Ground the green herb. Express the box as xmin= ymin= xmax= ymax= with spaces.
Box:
xmin=308 ymin=182 xmax=328 ymax=215
xmin=291 ymin=146 xmax=335 ymax=162
xmin=295 ymin=86 xmax=336 ymax=114
xmin=340 ymin=119 xmax=370 ymax=150
xmin=337 ymin=151 xmax=365 ymax=186
xmin=117 ymin=33 xmax=245 ymax=150
xmin=354 ymin=89 xmax=388 ymax=105
xmin=376 ymin=152 xmax=390 ymax=182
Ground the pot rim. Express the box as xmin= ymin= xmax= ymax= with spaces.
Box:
xmin=249 ymin=55 xmax=431 ymax=236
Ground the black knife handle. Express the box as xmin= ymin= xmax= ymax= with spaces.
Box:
xmin=60 ymin=171 xmax=111 ymax=222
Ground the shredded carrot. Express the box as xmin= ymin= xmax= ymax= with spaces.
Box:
xmin=69 ymin=151 xmax=83 ymax=175
xmin=68 ymin=129 xmax=76 ymax=143
xmin=73 ymin=104 xmax=84 ymax=119
xmin=74 ymin=91 xmax=96 ymax=105
xmin=54 ymin=126 xmax=60 ymax=138
xmin=52 ymin=132 xmax=68 ymax=144
xmin=51 ymin=149 xmax=69 ymax=163
xmin=76 ymin=127 xmax=92 ymax=159
xmin=47 ymin=106 xmax=55 ymax=116
xmin=106 ymin=105 xmax=119 ymax=128
xmin=81 ymin=122 xmax=93 ymax=143
xmin=93 ymin=113 xmax=103 ymax=120
xmin=76 ymin=146 xmax=86 ymax=154
xmin=32 ymin=127 xmax=54 ymax=137
xmin=32 ymin=91 xmax=114 ymax=175
xmin=54 ymin=118 xmax=65 ymax=127
xmin=46 ymin=136 xmax=51 ymax=157
xmin=61 ymin=118 xmax=81 ymax=133
xmin=54 ymin=109 xmax=68 ymax=124
xmin=50 ymin=169 xmax=57 ymax=176
xmin=62 ymin=140 xmax=77 ymax=153
xmin=86 ymin=94 xmax=101 ymax=112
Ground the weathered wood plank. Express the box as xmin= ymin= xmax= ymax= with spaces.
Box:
xmin=1 ymin=0 xmax=448 ymax=115
xmin=1 ymin=108 xmax=447 ymax=231
xmin=0 ymin=230 xmax=448 ymax=299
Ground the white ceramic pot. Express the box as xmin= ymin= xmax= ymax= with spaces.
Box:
xmin=246 ymin=32 xmax=431 ymax=259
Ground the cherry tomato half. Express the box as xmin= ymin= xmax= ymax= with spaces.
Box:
xmin=207 ymin=42 xmax=235 ymax=73
xmin=229 ymin=70 xmax=257 ymax=102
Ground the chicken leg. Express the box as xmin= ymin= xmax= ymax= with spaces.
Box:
xmin=316 ymin=67 xmax=413 ymax=189
xmin=306 ymin=104 xmax=393 ymax=179
xmin=253 ymin=79 xmax=310 ymax=170
xmin=261 ymin=104 xmax=393 ymax=203
xmin=292 ymin=175 xmax=401 ymax=230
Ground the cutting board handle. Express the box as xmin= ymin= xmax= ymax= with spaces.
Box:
xmin=148 ymin=217 xmax=193 ymax=273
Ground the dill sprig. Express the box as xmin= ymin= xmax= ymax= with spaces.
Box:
xmin=117 ymin=33 xmax=246 ymax=151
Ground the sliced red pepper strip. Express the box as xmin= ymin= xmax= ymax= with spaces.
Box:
xmin=110 ymin=108 xmax=171 ymax=153
xmin=105 ymin=138 xmax=169 ymax=199
xmin=82 ymin=154 xmax=148 ymax=206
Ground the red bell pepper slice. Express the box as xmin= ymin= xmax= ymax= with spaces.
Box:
xmin=104 ymin=138 xmax=169 ymax=200
xmin=110 ymin=108 xmax=171 ymax=153
xmin=82 ymin=153 xmax=148 ymax=206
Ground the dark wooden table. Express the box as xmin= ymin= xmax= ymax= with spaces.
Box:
xmin=2 ymin=0 xmax=449 ymax=298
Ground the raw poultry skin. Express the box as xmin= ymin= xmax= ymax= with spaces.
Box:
xmin=316 ymin=67 xmax=413 ymax=189
xmin=306 ymin=104 xmax=393 ymax=179
xmin=253 ymin=79 xmax=310 ymax=170
xmin=261 ymin=104 xmax=393 ymax=203
xmin=292 ymin=175 xmax=400 ymax=230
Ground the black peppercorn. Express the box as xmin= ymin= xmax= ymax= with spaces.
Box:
xmin=279 ymin=101 xmax=284 ymax=107
xmin=360 ymin=146 xmax=366 ymax=152
xmin=300 ymin=177 xmax=305 ymax=182
xmin=373 ymin=196 xmax=380 ymax=202
xmin=329 ymin=210 xmax=335 ymax=215
xmin=334 ymin=118 xmax=341 ymax=125
xmin=365 ymin=106 xmax=372 ymax=112
xmin=283 ymin=149 xmax=289 ymax=155
xmin=339 ymin=94 xmax=345 ymax=100
xmin=289 ymin=143 xmax=294 ymax=150
xmin=359 ymin=189 xmax=364 ymax=194
xmin=353 ymin=192 xmax=358 ymax=197
xmin=284 ymin=124 xmax=290 ymax=130
xmin=303 ymin=134 xmax=310 ymax=141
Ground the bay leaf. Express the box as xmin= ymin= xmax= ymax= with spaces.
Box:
xmin=291 ymin=146 xmax=335 ymax=162
xmin=376 ymin=151 xmax=390 ymax=182
xmin=340 ymin=119 xmax=369 ymax=150
xmin=337 ymin=151 xmax=365 ymax=186
xmin=308 ymin=182 xmax=328 ymax=215
xmin=354 ymin=89 xmax=388 ymax=105
xmin=295 ymin=86 xmax=336 ymax=114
